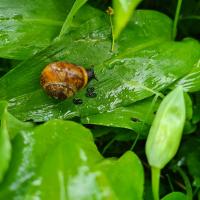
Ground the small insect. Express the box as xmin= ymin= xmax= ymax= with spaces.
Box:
xmin=40 ymin=62 xmax=96 ymax=99
xmin=86 ymin=87 xmax=97 ymax=98
xmin=73 ymin=98 xmax=83 ymax=105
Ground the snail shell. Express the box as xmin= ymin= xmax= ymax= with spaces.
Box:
xmin=40 ymin=61 xmax=94 ymax=99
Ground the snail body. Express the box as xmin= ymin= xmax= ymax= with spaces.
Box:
xmin=40 ymin=62 xmax=95 ymax=99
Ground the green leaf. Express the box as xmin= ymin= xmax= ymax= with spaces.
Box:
xmin=113 ymin=0 xmax=142 ymax=39
xmin=0 ymin=0 xmax=75 ymax=60
xmin=97 ymin=151 xmax=144 ymax=200
xmin=0 ymin=101 xmax=11 ymax=182
xmin=0 ymin=100 xmax=33 ymax=183
xmin=59 ymin=0 xmax=88 ymax=37
xmin=81 ymin=97 xmax=158 ymax=134
xmin=0 ymin=120 xmax=102 ymax=199
xmin=176 ymin=59 xmax=200 ymax=92
xmin=161 ymin=192 xmax=187 ymax=200
xmin=82 ymin=93 xmax=195 ymax=136
xmin=0 ymin=119 xmax=144 ymax=199
xmin=0 ymin=7 xmax=199 ymax=124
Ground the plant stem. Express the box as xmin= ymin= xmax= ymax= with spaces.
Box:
xmin=176 ymin=167 xmax=193 ymax=200
xmin=166 ymin=174 xmax=174 ymax=192
xmin=193 ymin=187 xmax=199 ymax=197
xmin=172 ymin=0 xmax=183 ymax=40
xmin=102 ymin=137 xmax=115 ymax=155
xmin=130 ymin=133 xmax=139 ymax=151
xmin=110 ymin=15 xmax=115 ymax=52
xmin=180 ymin=15 xmax=200 ymax=21
xmin=152 ymin=167 xmax=160 ymax=200
xmin=131 ymin=94 xmax=159 ymax=151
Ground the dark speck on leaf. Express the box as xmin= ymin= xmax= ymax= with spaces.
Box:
xmin=87 ymin=87 xmax=95 ymax=93
xmin=86 ymin=92 xmax=97 ymax=98
xmin=131 ymin=117 xmax=140 ymax=122
xmin=73 ymin=98 xmax=83 ymax=105
xmin=86 ymin=87 xmax=97 ymax=98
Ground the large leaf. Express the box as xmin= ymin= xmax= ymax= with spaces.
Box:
xmin=0 ymin=0 xmax=75 ymax=60
xmin=0 ymin=119 xmax=102 ymax=199
xmin=0 ymin=6 xmax=200 ymax=123
xmin=0 ymin=118 xmax=144 ymax=199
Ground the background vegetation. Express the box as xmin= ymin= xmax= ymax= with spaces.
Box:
xmin=0 ymin=0 xmax=200 ymax=199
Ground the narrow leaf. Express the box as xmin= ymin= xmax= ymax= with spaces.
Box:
xmin=59 ymin=0 xmax=88 ymax=37
xmin=113 ymin=0 xmax=142 ymax=39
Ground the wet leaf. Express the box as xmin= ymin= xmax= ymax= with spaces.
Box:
xmin=113 ymin=0 xmax=142 ymax=39
xmin=96 ymin=151 xmax=144 ymax=200
xmin=0 ymin=6 xmax=199 ymax=124
xmin=82 ymin=97 xmax=158 ymax=134
xmin=0 ymin=119 xmax=144 ymax=200
xmin=0 ymin=0 xmax=75 ymax=59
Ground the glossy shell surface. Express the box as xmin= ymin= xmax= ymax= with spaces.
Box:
xmin=40 ymin=62 xmax=88 ymax=99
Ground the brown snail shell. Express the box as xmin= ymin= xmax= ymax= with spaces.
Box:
xmin=40 ymin=61 xmax=95 ymax=99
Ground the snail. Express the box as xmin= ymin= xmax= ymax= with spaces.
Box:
xmin=40 ymin=61 xmax=96 ymax=99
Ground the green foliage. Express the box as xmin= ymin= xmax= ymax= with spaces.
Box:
xmin=0 ymin=6 xmax=199 ymax=128
xmin=0 ymin=101 xmax=11 ymax=182
xmin=59 ymin=0 xmax=88 ymax=37
xmin=179 ymin=0 xmax=200 ymax=38
xmin=113 ymin=0 xmax=142 ymax=39
xmin=0 ymin=107 xmax=144 ymax=200
xmin=146 ymin=87 xmax=186 ymax=200
xmin=161 ymin=192 xmax=187 ymax=200
xmin=82 ymin=97 xmax=157 ymax=134
xmin=0 ymin=0 xmax=75 ymax=60
xmin=178 ymin=137 xmax=200 ymax=187
xmin=0 ymin=0 xmax=200 ymax=199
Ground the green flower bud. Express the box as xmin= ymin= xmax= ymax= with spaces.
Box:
xmin=146 ymin=86 xmax=186 ymax=169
